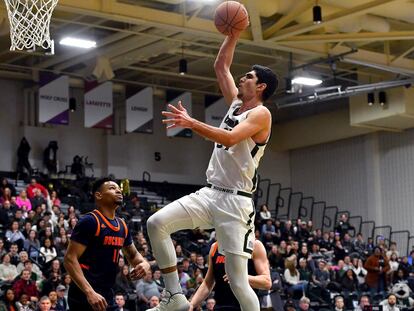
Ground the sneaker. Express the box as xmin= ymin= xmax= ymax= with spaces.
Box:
xmin=146 ymin=290 xmax=190 ymax=311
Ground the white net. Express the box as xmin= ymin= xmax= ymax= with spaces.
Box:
xmin=4 ymin=0 xmax=58 ymax=52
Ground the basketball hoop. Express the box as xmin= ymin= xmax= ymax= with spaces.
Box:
xmin=3 ymin=0 xmax=59 ymax=54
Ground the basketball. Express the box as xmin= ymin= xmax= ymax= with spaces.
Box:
xmin=214 ymin=1 xmax=249 ymax=36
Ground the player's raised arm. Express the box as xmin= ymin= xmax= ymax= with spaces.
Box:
xmin=64 ymin=240 xmax=107 ymax=311
xmin=214 ymin=34 xmax=240 ymax=105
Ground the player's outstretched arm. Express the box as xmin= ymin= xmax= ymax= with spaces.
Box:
xmin=64 ymin=240 xmax=108 ymax=311
xmin=189 ymin=246 xmax=216 ymax=310
xmin=163 ymin=102 xmax=271 ymax=147
xmin=248 ymin=240 xmax=272 ymax=290
xmin=214 ymin=34 xmax=240 ymax=105
xmin=122 ymin=243 xmax=150 ymax=280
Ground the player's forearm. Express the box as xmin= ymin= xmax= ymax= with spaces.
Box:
xmin=248 ymin=274 xmax=272 ymax=290
xmin=63 ymin=256 xmax=94 ymax=295
xmin=191 ymin=119 xmax=234 ymax=147
xmin=214 ymin=35 xmax=239 ymax=72
xmin=190 ymin=281 xmax=213 ymax=307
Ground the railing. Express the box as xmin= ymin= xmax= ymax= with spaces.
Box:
xmin=255 ymin=175 xmax=414 ymax=256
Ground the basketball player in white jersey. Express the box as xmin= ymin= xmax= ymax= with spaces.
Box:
xmin=146 ymin=31 xmax=278 ymax=311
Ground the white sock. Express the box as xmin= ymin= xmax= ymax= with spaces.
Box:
xmin=162 ymin=271 xmax=182 ymax=294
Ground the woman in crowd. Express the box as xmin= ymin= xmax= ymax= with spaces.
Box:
xmin=15 ymin=190 xmax=31 ymax=211
xmin=23 ymin=230 xmax=40 ymax=260
xmin=284 ymin=256 xmax=308 ymax=297
xmin=49 ymin=191 xmax=61 ymax=208
xmin=1 ymin=178 xmax=16 ymax=196
xmin=0 ymin=188 xmax=12 ymax=205
xmin=115 ymin=265 xmax=136 ymax=296
xmin=259 ymin=204 xmax=272 ymax=223
xmin=5 ymin=221 xmax=25 ymax=250
xmin=0 ymin=289 xmax=17 ymax=311
xmin=352 ymin=258 xmax=368 ymax=291
xmin=39 ymin=238 xmax=57 ymax=264
xmin=0 ymin=253 xmax=18 ymax=283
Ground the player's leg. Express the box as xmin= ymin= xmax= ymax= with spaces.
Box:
xmin=224 ymin=253 xmax=260 ymax=311
xmin=147 ymin=200 xmax=194 ymax=293
xmin=146 ymin=192 xmax=212 ymax=310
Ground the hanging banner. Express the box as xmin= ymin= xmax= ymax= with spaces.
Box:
xmin=38 ymin=74 xmax=69 ymax=125
xmin=126 ymin=87 xmax=153 ymax=133
xmin=205 ymin=95 xmax=228 ymax=127
xmin=166 ymin=91 xmax=192 ymax=138
xmin=84 ymin=81 xmax=113 ymax=129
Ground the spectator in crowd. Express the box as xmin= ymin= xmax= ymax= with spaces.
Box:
xmin=48 ymin=291 xmax=64 ymax=311
xmin=334 ymin=295 xmax=345 ymax=311
xmin=43 ymin=141 xmax=58 ymax=175
xmin=114 ymin=293 xmax=129 ymax=311
xmin=26 ymin=179 xmax=48 ymax=200
xmin=1 ymin=188 xmax=13 ymax=205
xmin=136 ymin=270 xmax=161 ymax=310
xmin=152 ymin=269 xmax=164 ymax=292
xmin=148 ymin=296 xmax=160 ymax=310
xmin=335 ymin=214 xmax=354 ymax=238
xmin=16 ymin=293 xmax=36 ymax=311
xmin=284 ymin=256 xmax=308 ymax=297
xmin=259 ymin=204 xmax=272 ymax=223
xmin=40 ymin=238 xmax=57 ymax=264
xmin=0 ymin=253 xmax=18 ymax=283
xmin=9 ymin=243 xmax=20 ymax=265
xmin=1 ymin=178 xmax=16 ymax=197
xmin=12 ymin=269 xmax=39 ymax=302
xmin=0 ymin=200 xmax=15 ymax=229
xmin=354 ymin=295 xmax=371 ymax=311
xmin=16 ymin=137 xmax=33 ymax=177
xmin=55 ymin=285 xmax=67 ymax=311
xmin=38 ymin=296 xmax=52 ymax=311
xmin=204 ymin=297 xmax=216 ymax=311
xmin=16 ymin=190 xmax=32 ymax=212
xmin=24 ymin=230 xmax=40 ymax=260
xmin=30 ymin=190 xmax=47 ymax=213
xmin=6 ymin=220 xmax=25 ymax=250
xmin=49 ymin=191 xmax=61 ymax=208
xmin=380 ymin=294 xmax=400 ymax=311
xmin=0 ymin=289 xmax=17 ymax=311
xmin=352 ymin=258 xmax=368 ymax=291
xmin=16 ymin=251 xmax=42 ymax=279
xmin=114 ymin=265 xmax=136 ymax=299
xmin=177 ymin=261 xmax=191 ymax=295
xmin=387 ymin=242 xmax=400 ymax=259
xmin=70 ymin=155 xmax=84 ymax=179
xmin=365 ymin=247 xmax=389 ymax=297
xmin=297 ymin=296 xmax=314 ymax=311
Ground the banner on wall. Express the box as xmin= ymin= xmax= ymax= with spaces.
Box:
xmin=126 ymin=87 xmax=153 ymax=133
xmin=204 ymin=95 xmax=228 ymax=127
xmin=38 ymin=74 xmax=69 ymax=125
xmin=84 ymin=81 xmax=113 ymax=129
xmin=166 ymin=91 xmax=192 ymax=138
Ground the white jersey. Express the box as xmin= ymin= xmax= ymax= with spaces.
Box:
xmin=206 ymin=99 xmax=269 ymax=193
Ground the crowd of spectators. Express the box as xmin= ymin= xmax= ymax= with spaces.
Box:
xmin=1 ymin=176 xmax=414 ymax=311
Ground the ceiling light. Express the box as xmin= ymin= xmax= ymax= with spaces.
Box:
xmin=313 ymin=5 xmax=322 ymax=24
xmin=59 ymin=37 xmax=97 ymax=49
xmin=367 ymin=93 xmax=375 ymax=106
xmin=292 ymin=77 xmax=322 ymax=86
xmin=179 ymin=59 xmax=187 ymax=75
xmin=379 ymin=91 xmax=387 ymax=106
